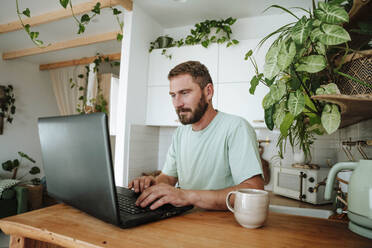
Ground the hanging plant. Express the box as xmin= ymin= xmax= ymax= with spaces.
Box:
xmin=15 ymin=0 xmax=124 ymax=47
xmin=0 ymin=85 xmax=16 ymax=134
xmin=149 ymin=17 xmax=239 ymax=58
xmin=69 ymin=54 xmax=120 ymax=114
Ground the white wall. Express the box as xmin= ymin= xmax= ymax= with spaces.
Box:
xmin=115 ymin=3 xmax=164 ymax=186
xmin=0 ymin=58 xmax=59 ymax=181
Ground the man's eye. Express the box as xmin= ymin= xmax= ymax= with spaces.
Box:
xmin=170 ymin=94 xmax=175 ymax=98
xmin=182 ymin=91 xmax=188 ymax=95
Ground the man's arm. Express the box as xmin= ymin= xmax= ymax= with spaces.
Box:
xmin=136 ymin=174 xmax=264 ymax=210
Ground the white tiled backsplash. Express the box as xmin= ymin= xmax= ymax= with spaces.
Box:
xmin=128 ymin=119 xmax=372 ymax=190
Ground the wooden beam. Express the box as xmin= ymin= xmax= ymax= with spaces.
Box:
xmin=2 ymin=32 xmax=118 ymax=60
xmin=39 ymin=52 xmax=121 ymax=70
xmin=0 ymin=0 xmax=132 ymax=34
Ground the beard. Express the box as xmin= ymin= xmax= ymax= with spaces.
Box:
xmin=176 ymin=95 xmax=209 ymax=125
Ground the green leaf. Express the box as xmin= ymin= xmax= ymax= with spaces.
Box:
xmin=18 ymin=152 xmax=36 ymax=163
xmin=265 ymin=105 xmax=275 ymax=130
xmin=280 ymin=112 xmax=295 ymax=137
xmin=201 ymin=40 xmax=209 ymax=48
xmin=30 ymin=32 xmax=39 ymax=40
xmin=232 ymin=39 xmax=239 ymax=44
xmin=2 ymin=160 xmax=14 ymax=171
xmin=296 ymin=55 xmax=327 ymax=73
xmin=264 ymin=43 xmax=281 ymax=80
xmin=315 ymin=42 xmax=326 ymax=55
xmin=262 ymin=92 xmax=275 ymax=109
xmin=289 ymin=77 xmax=301 ymax=90
xmin=273 ymin=101 xmax=286 ymax=128
xmin=113 ymin=8 xmax=122 ymax=15
xmin=249 ymin=75 xmax=260 ymax=95
xmin=303 ymin=94 xmax=317 ymax=114
xmin=24 ymin=24 xmax=31 ymax=33
xmin=318 ymin=24 xmax=351 ymax=45
xmin=59 ymin=0 xmax=69 ymax=9
xmin=277 ymin=40 xmax=296 ymax=70
xmin=310 ymin=28 xmax=323 ymax=42
xmin=321 ymin=104 xmax=341 ymax=134
xmin=22 ymin=8 xmax=31 ymax=17
xmin=117 ymin=33 xmax=123 ymax=41
xmin=314 ymin=2 xmax=349 ymax=24
xmin=245 ymin=50 xmax=253 ymax=60
xmin=288 ymin=90 xmax=305 ymax=116
xmin=29 ymin=166 xmax=40 ymax=175
xmin=290 ymin=16 xmax=312 ymax=45
xmin=92 ymin=2 xmax=101 ymax=14
xmin=316 ymin=83 xmax=340 ymax=95
xmin=78 ymin=74 xmax=84 ymax=78
xmin=263 ymin=5 xmax=299 ymax=20
xmin=78 ymin=24 xmax=85 ymax=34
xmin=81 ymin=14 xmax=90 ymax=23
xmin=13 ymin=159 xmax=19 ymax=167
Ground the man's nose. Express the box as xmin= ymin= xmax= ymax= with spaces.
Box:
xmin=173 ymin=95 xmax=184 ymax=108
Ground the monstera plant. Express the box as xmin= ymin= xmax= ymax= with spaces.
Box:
xmin=246 ymin=0 xmax=368 ymax=162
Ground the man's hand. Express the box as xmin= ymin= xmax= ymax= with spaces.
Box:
xmin=135 ymin=183 xmax=190 ymax=210
xmin=128 ymin=176 xmax=156 ymax=193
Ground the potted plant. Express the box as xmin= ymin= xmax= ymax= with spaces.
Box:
xmin=1 ymin=152 xmax=42 ymax=210
xmin=246 ymin=0 xmax=371 ymax=162
xmin=0 ymin=84 xmax=16 ymax=135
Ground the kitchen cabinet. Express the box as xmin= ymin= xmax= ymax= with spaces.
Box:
xmin=217 ymin=82 xmax=268 ymax=128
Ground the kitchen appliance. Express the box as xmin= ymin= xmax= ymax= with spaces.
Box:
xmin=273 ymin=166 xmax=332 ymax=204
xmin=325 ymin=160 xmax=372 ymax=239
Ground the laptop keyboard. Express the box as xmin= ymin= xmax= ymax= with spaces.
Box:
xmin=117 ymin=193 xmax=151 ymax=215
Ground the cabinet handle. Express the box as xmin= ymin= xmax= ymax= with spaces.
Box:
xmin=252 ymin=120 xmax=264 ymax=123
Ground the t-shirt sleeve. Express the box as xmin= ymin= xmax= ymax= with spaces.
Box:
xmin=161 ymin=130 xmax=178 ymax=178
xmin=227 ymin=119 xmax=263 ymax=184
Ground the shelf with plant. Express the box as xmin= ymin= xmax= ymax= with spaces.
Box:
xmin=246 ymin=0 xmax=372 ymax=162
xmin=149 ymin=17 xmax=239 ymax=59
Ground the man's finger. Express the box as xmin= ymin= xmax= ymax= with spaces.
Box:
xmin=133 ymin=180 xmax=140 ymax=193
xmin=144 ymin=177 xmax=153 ymax=189
xmin=128 ymin=180 xmax=133 ymax=189
xmin=150 ymin=196 xmax=169 ymax=210
xmin=139 ymin=178 xmax=145 ymax=192
xmin=140 ymin=190 xmax=163 ymax=208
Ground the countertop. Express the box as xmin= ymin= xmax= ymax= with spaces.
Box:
xmin=0 ymin=203 xmax=370 ymax=248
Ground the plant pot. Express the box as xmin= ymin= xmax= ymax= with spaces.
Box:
xmin=335 ymin=51 xmax=372 ymax=95
xmin=155 ymin=36 xmax=173 ymax=48
xmin=23 ymin=184 xmax=43 ymax=210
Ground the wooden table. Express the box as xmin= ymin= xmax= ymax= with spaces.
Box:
xmin=0 ymin=204 xmax=370 ymax=248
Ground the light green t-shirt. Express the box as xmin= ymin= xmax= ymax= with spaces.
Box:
xmin=162 ymin=111 xmax=263 ymax=190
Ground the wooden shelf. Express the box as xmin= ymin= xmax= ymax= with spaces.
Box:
xmin=312 ymin=94 xmax=372 ymax=128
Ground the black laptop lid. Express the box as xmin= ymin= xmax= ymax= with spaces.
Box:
xmin=38 ymin=113 xmax=120 ymax=226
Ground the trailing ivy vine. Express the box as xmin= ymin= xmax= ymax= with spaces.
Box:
xmin=15 ymin=0 xmax=124 ymax=48
xmin=149 ymin=17 xmax=239 ymax=58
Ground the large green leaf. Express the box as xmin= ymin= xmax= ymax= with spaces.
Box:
xmin=262 ymin=92 xmax=275 ymax=109
xmin=273 ymin=101 xmax=286 ymax=128
xmin=314 ymin=2 xmax=349 ymax=24
xmin=321 ymin=104 xmax=341 ymax=134
xmin=288 ymin=90 xmax=305 ymax=116
xmin=315 ymin=42 xmax=326 ymax=55
xmin=269 ymin=81 xmax=286 ymax=102
xmin=310 ymin=28 xmax=323 ymax=42
xmin=278 ymin=40 xmax=296 ymax=70
xmin=296 ymin=55 xmax=327 ymax=73
xmin=316 ymin=83 xmax=340 ymax=95
xmin=318 ymin=24 xmax=351 ymax=45
xmin=290 ymin=16 xmax=312 ymax=45
xmin=265 ymin=105 xmax=275 ymax=130
xmin=264 ymin=43 xmax=281 ymax=80
xmin=280 ymin=112 xmax=294 ymax=137
xmin=249 ymin=74 xmax=263 ymax=95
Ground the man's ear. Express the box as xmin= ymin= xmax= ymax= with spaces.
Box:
xmin=204 ymin=83 xmax=214 ymax=102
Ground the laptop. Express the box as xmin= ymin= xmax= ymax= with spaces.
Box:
xmin=37 ymin=113 xmax=192 ymax=228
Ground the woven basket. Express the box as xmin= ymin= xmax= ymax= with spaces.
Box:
xmin=335 ymin=52 xmax=372 ymax=95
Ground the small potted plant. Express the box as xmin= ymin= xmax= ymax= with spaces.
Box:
xmin=0 ymin=84 xmax=16 ymax=135
xmin=246 ymin=0 xmax=371 ymax=162
xmin=1 ymin=152 xmax=42 ymax=210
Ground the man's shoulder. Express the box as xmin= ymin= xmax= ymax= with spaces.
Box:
xmin=218 ymin=111 xmax=252 ymax=128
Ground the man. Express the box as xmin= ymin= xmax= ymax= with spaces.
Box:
xmin=128 ymin=61 xmax=263 ymax=210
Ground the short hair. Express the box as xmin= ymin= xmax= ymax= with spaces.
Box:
xmin=168 ymin=61 xmax=213 ymax=89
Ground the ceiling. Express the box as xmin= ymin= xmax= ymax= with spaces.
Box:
xmin=0 ymin=0 xmax=313 ymax=65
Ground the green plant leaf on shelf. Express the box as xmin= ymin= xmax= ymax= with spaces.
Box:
xmin=18 ymin=151 xmax=36 ymax=163
xmin=310 ymin=27 xmax=323 ymax=42
xmin=296 ymin=55 xmax=327 ymax=73
xmin=288 ymin=90 xmax=305 ymax=117
xmin=265 ymin=105 xmax=275 ymax=130
xmin=59 ymin=0 xmax=69 ymax=9
xmin=249 ymin=75 xmax=260 ymax=95
xmin=29 ymin=166 xmax=40 ymax=175
xmin=262 ymin=92 xmax=275 ymax=110
xmin=22 ymin=8 xmax=31 ymax=17
xmin=92 ymin=2 xmax=101 ymax=14
xmin=273 ymin=101 xmax=286 ymax=128
xmin=280 ymin=112 xmax=294 ymax=137
xmin=290 ymin=16 xmax=312 ymax=45
xmin=317 ymin=24 xmax=351 ymax=45
xmin=315 ymin=42 xmax=326 ymax=55
xmin=321 ymin=103 xmax=341 ymax=134
xmin=277 ymin=40 xmax=296 ymax=70
xmin=314 ymin=2 xmax=349 ymax=24
xmin=264 ymin=43 xmax=281 ymax=80
xmin=316 ymin=83 xmax=340 ymax=95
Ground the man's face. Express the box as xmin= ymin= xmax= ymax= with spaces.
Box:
xmin=169 ymin=74 xmax=209 ymax=125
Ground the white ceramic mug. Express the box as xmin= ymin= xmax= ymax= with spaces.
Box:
xmin=226 ymin=189 xmax=269 ymax=228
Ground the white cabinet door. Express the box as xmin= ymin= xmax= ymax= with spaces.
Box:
xmin=217 ymin=82 xmax=269 ymax=128
xmin=146 ymin=86 xmax=180 ymax=126
xmin=218 ymin=38 xmax=272 ymax=83
xmin=148 ymin=44 xmax=219 ymax=86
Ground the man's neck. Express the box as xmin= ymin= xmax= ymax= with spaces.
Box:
xmin=191 ymin=106 xmax=217 ymax=131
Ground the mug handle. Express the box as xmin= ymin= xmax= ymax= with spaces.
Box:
xmin=226 ymin=191 xmax=238 ymax=213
